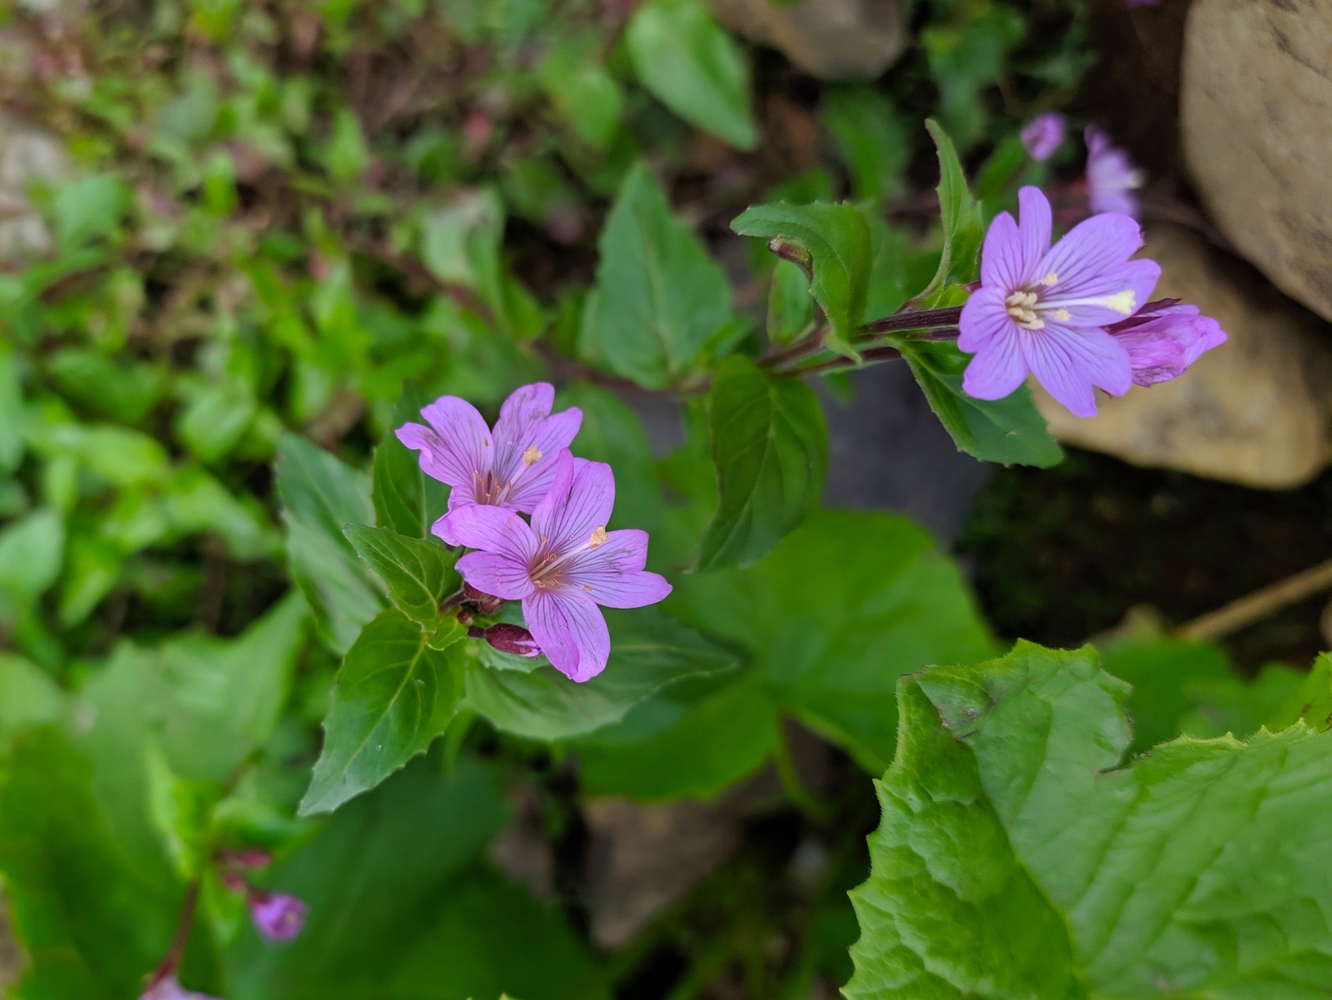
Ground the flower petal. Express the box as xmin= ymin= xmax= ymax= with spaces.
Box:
xmin=532 ymin=453 xmax=615 ymax=554
xmin=1015 ymin=186 xmax=1052 ymax=278
xmin=399 ymin=396 xmax=495 ymax=488
xmin=962 ymin=333 xmax=1029 ymax=401
xmin=1037 ymin=215 xmax=1159 ymax=326
xmin=565 ymin=529 xmax=672 ymax=608
xmin=523 ymin=589 xmax=611 ymax=682
xmin=503 ymin=407 xmax=586 ymax=511
xmin=959 ymin=286 xmax=1019 ymax=353
xmin=491 ymin=383 xmax=555 ymax=473
xmin=456 ymin=551 xmax=535 ymax=600
xmin=438 ymin=504 xmax=537 ymax=564
xmin=1022 ymin=324 xmax=1132 ymax=418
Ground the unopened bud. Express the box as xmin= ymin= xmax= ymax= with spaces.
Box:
xmin=249 ymin=890 xmax=309 ymax=941
xmin=478 ymin=623 xmax=541 ymax=658
xmin=463 ymin=583 xmax=505 ymax=615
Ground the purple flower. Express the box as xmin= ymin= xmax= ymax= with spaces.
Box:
xmin=249 ymin=890 xmax=309 ymax=941
xmin=448 ymin=450 xmax=672 ymax=682
xmin=140 ymin=977 xmax=220 ymax=1000
xmin=1106 ymin=299 xmax=1227 ymax=386
xmin=397 ymin=383 xmax=583 ymax=545
xmin=471 ymin=622 xmax=542 ymax=657
xmin=1021 ymin=113 xmax=1066 ymax=162
xmin=1085 ymin=125 xmax=1144 ymax=217
xmin=958 ymin=185 xmax=1160 ymax=418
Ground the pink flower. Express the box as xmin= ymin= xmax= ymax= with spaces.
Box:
xmin=448 ymin=450 xmax=672 ymax=682
xmin=958 ymin=185 xmax=1160 ymax=417
xmin=1021 ymin=113 xmax=1066 ymax=162
xmin=1085 ymin=125 xmax=1144 ymax=217
xmin=249 ymin=890 xmax=308 ymax=941
xmin=397 ymin=383 xmax=583 ymax=545
xmin=472 ymin=622 xmax=542 ymax=657
xmin=140 ymin=976 xmax=220 ymax=1000
xmin=1106 ymin=299 xmax=1226 ymax=386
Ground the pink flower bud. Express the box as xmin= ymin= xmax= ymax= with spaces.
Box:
xmin=249 ymin=890 xmax=309 ymax=941
xmin=480 ymin=623 xmax=541 ymax=658
xmin=1106 ymin=300 xmax=1227 ymax=387
xmin=140 ymin=975 xmax=220 ymax=1000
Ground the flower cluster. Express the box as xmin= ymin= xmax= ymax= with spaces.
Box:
xmin=400 ymin=384 xmax=672 ymax=682
xmin=959 ymin=186 xmax=1225 ymax=417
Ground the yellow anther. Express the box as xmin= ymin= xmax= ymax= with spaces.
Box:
xmin=522 ymin=444 xmax=542 ymax=466
xmin=1041 ymin=273 xmax=1059 ymax=286
xmin=588 ymin=526 xmax=608 ymax=549
xmin=1054 ymin=308 xmax=1072 ymax=321
xmin=1102 ymin=290 xmax=1137 ymax=315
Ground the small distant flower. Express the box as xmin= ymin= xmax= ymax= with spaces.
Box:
xmin=470 ymin=622 xmax=542 ymax=657
xmin=140 ymin=976 xmax=219 ymax=1000
xmin=959 ymin=185 xmax=1161 ymax=417
xmin=449 ymin=450 xmax=672 ymax=682
xmin=249 ymin=890 xmax=309 ymax=941
xmin=1106 ymin=299 xmax=1227 ymax=386
xmin=1085 ymin=125 xmax=1145 ymax=217
xmin=1126 ymin=0 xmax=1161 ymax=6
xmin=1021 ymin=113 xmax=1066 ymax=162
xmin=397 ymin=383 xmax=582 ymax=546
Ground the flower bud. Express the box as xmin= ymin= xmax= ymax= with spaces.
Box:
xmin=1106 ymin=300 xmax=1227 ymax=387
xmin=140 ymin=976 xmax=220 ymax=1000
xmin=1020 ymin=113 xmax=1065 ymax=163
xmin=249 ymin=890 xmax=309 ymax=941
xmin=463 ymin=583 xmax=505 ymax=614
xmin=478 ymin=623 xmax=541 ymax=658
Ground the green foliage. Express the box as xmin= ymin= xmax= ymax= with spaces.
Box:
xmin=344 ymin=525 xmax=459 ymax=626
xmin=580 ymin=164 xmax=735 ymax=390
xmin=626 ymin=0 xmax=759 ymax=150
xmin=849 ymin=641 xmax=1332 ymax=999
xmin=917 ymin=119 xmax=985 ymax=302
xmin=732 ymin=202 xmax=873 ymax=356
xmin=821 ymin=87 xmax=910 ymax=204
xmin=696 ymin=356 xmax=828 ymax=570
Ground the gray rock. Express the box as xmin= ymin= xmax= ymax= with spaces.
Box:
xmin=1034 ymin=224 xmax=1332 ymax=489
xmin=0 ymin=111 xmax=65 ymax=260
xmin=1181 ymin=0 xmax=1332 ymax=323
xmin=704 ymin=0 xmax=905 ymax=81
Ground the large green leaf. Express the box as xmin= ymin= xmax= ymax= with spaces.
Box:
xmin=580 ymin=163 xmax=734 ymax=389
xmin=277 ymin=434 xmax=385 ymax=654
xmin=576 ymin=511 xmax=994 ymax=798
xmin=344 ymin=524 xmax=459 ymax=626
xmin=695 ymin=355 xmax=827 ymax=570
xmin=300 ymin=610 xmax=466 ymax=815
xmin=372 ymin=389 xmax=450 ymax=540
xmin=0 ymin=653 xmax=63 ymax=747
xmin=464 ymin=607 xmax=739 ymax=740
xmin=0 ymin=508 xmax=65 ymax=608
xmin=848 ymin=641 xmax=1332 ymax=999
xmin=731 ymin=202 xmax=872 ymax=352
xmin=900 ymin=340 xmax=1062 ymax=467
xmin=625 ymin=0 xmax=758 ymax=150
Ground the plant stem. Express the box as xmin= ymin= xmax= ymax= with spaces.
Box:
xmin=1176 ymin=557 xmax=1332 ymax=641
xmin=775 ymin=344 xmax=906 ymax=378
xmin=147 ymin=880 xmax=201 ymax=986
xmin=771 ymin=723 xmax=830 ymax=821
xmin=862 ymin=305 xmax=963 ymax=334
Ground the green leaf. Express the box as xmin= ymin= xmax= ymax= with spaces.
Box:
xmin=580 ymin=163 xmax=734 ymax=389
xmin=0 ymin=507 xmax=64 ymax=607
xmin=731 ymin=202 xmax=872 ymax=346
xmin=900 ymin=340 xmax=1062 ymax=467
xmin=46 ymin=348 xmax=163 ymax=425
xmin=916 ymin=119 xmax=985 ymax=303
xmin=51 ymin=174 xmax=131 ymax=250
xmin=0 ymin=342 xmax=25 ymax=474
xmin=300 ymin=609 xmax=467 ymax=815
xmin=276 ymin=434 xmax=385 ymax=654
xmin=465 ymin=607 xmax=739 ymax=740
xmin=539 ymin=40 xmax=625 ymax=149
xmin=766 ymin=258 xmax=815 ymax=347
xmin=625 ymin=0 xmax=758 ymax=150
xmin=695 ymin=356 xmax=827 ymax=570
xmin=344 ymin=524 xmax=459 ymax=626
xmin=821 ymin=86 xmax=910 ymax=204
xmin=176 ymin=378 xmax=257 ymax=462
xmin=848 ymin=641 xmax=1332 ymax=1000
xmin=0 ymin=652 xmax=63 ymax=746
xmin=372 ymin=388 xmax=451 ymax=539
xmin=1270 ymin=652 xmax=1332 ymax=732
xmin=579 ymin=511 xmax=994 ymax=798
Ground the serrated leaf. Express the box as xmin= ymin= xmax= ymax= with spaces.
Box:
xmin=276 ymin=434 xmax=385 ymax=653
xmin=695 ymin=356 xmax=827 ymax=570
xmin=916 ymin=119 xmax=984 ymax=303
xmin=580 ymin=163 xmax=734 ymax=389
xmin=464 ymin=607 xmax=739 ymax=740
xmin=1270 ymin=652 xmax=1332 ymax=732
xmin=373 ymin=388 xmax=451 ymax=539
xmin=300 ymin=610 xmax=466 ymax=815
xmin=625 ymin=0 xmax=758 ymax=150
xmin=900 ymin=340 xmax=1062 ymax=467
xmin=732 ymin=202 xmax=872 ymax=345
xmin=344 ymin=524 xmax=459 ymax=626
xmin=848 ymin=641 xmax=1332 ymax=999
